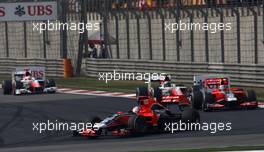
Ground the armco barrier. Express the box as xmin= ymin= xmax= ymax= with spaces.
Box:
xmin=85 ymin=59 xmax=264 ymax=88
xmin=0 ymin=58 xmax=64 ymax=77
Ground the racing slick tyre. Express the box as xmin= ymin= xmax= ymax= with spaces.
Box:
xmin=2 ymin=80 xmax=12 ymax=95
xmin=15 ymin=81 xmax=23 ymax=89
xmin=246 ymin=90 xmax=258 ymax=110
xmin=246 ymin=90 xmax=257 ymax=102
xmin=72 ymin=130 xmax=80 ymax=137
xmin=128 ymin=115 xmax=148 ymax=134
xmin=91 ymin=116 xmax=102 ymax=125
xmin=191 ymin=89 xmax=203 ymax=110
xmin=181 ymin=108 xmax=200 ymax=131
xmin=46 ymin=79 xmax=56 ymax=88
xmin=154 ymin=87 xmax=162 ymax=102
xmin=136 ymin=86 xmax=149 ymax=104
xmin=202 ymin=93 xmax=214 ymax=112
xmin=13 ymin=81 xmax=24 ymax=95
xmin=90 ymin=116 xmax=102 ymax=138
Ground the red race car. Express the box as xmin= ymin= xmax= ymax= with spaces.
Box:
xmin=192 ymin=75 xmax=258 ymax=111
xmin=136 ymin=75 xmax=192 ymax=109
xmin=73 ymin=96 xmax=200 ymax=138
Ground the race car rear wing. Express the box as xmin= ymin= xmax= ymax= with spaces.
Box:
xmin=193 ymin=75 xmax=231 ymax=88
xmin=13 ymin=66 xmax=46 ymax=80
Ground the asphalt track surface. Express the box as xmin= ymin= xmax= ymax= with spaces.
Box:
xmin=0 ymin=90 xmax=263 ymax=152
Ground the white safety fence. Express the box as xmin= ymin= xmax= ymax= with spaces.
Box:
xmin=84 ymin=59 xmax=264 ymax=88
xmin=0 ymin=58 xmax=64 ymax=77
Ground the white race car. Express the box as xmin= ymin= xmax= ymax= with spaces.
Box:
xmin=2 ymin=67 xmax=57 ymax=95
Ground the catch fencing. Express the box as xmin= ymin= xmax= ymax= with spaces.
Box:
xmin=0 ymin=0 xmax=263 ymax=79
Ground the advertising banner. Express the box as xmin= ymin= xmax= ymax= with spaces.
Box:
xmin=0 ymin=2 xmax=57 ymax=21
xmin=15 ymin=66 xmax=45 ymax=79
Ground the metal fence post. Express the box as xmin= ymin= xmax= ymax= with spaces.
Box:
xmin=220 ymin=10 xmax=225 ymax=63
xmin=103 ymin=13 xmax=112 ymax=59
xmin=197 ymin=8 xmax=209 ymax=63
xmin=131 ymin=11 xmax=142 ymax=60
xmin=157 ymin=9 xmax=166 ymax=61
xmin=135 ymin=12 xmax=141 ymax=60
xmin=205 ymin=14 xmax=209 ymax=62
xmin=76 ymin=0 xmax=86 ymax=76
xmin=5 ymin=22 xmax=9 ymax=58
xmin=190 ymin=14 xmax=194 ymax=62
xmin=181 ymin=9 xmax=194 ymax=62
xmin=248 ymin=8 xmax=258 ymax=64
xmin=113 ymin=12 xmax=120 ymax=59
xmin=43 ymin=29 xmax=46 ymax=59
xmin=254 ymin=13 xmax=258 ymax=64
xmin=43 ymin=21 xmax=47 ymax=59
xmin=176 ymin=1 xmax=181 ymax=62
xmin=232 ymin=9 xmax=241 ymax=64
xmin=125 ymin=11 xmax=130 ymax=59
xmin=213 ymin=8 xmax=225 ymax=63
xmin=23 ymin=22 xmax=27 ymax=58
xmin=144 ymin=11 xmax=153 ymax=60
xmin=60 ymin=0 xmax=68 ymax=59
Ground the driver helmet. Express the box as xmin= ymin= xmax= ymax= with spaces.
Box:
xmin=164 ymin=75 xmax=171 ymax=81
xmin=132 ymin=106 xmax=139 ymax=113
xmin=25 ymin=71 xmax=31 ymax=77
xmin=163 ymin=81 xmax=171 ymax=87
xmin=219 ymin=85 xmax=225 ymax=91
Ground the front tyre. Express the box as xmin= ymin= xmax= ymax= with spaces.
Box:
xmin=128 ymin=115 xmax=148 ymax=134
xmin=246 ymin=90 xmax=258 ymax=110
xmin=89 ymin=116 xmax=102 ymax=138
xmin=136 ymin=86 xmax=149 ymax=104
xmin=2 ymin=80 xmax=12 ymax=95
xmin=246 ymin=90 xmax=257 ymax=102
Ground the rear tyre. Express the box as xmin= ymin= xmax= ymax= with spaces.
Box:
xmin=46 ymin=79 xmax=56 ymax=88
xmin=15 ymin=81 xmax=23 ymax=89
xmin=91 ymin=116 xmax=102 ymax=125
xmin=136 ymin=86 xmax=149 ymax=104
xmin=128 ymin=115 xmax=148 ymax=134
xmin=2 ymin=80 xmax=12 ymax=95
xmin=181 ymin=108 xmax=200 ymax=131
xmin=182 ymin=108 xmax=200 ymax=123
xmin=246 ymin=90 xmax=257 ymax=110
xmin=89 ymin=116 xmax=102 ymax=138
xmin=202 ymin=93 xmax=214 ymax=112
xmin=191 ymin=89 xmax=203 ymax=110
xmin=154 ymin=87 xmax=162 ymax=102
xmin=247 ymin=90 xmax=257 ymax=101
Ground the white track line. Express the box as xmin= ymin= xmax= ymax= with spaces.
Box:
xmin=58 ymin=88 xmax=135 ymax=99
xmin=258 ymin=103 xmax=264 ymax=108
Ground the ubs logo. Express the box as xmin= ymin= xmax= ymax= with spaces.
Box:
xmin=0 ymin=7 xmax=5 ymax=17
xmin=14 ymin=5 xmax=25 ymax=17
